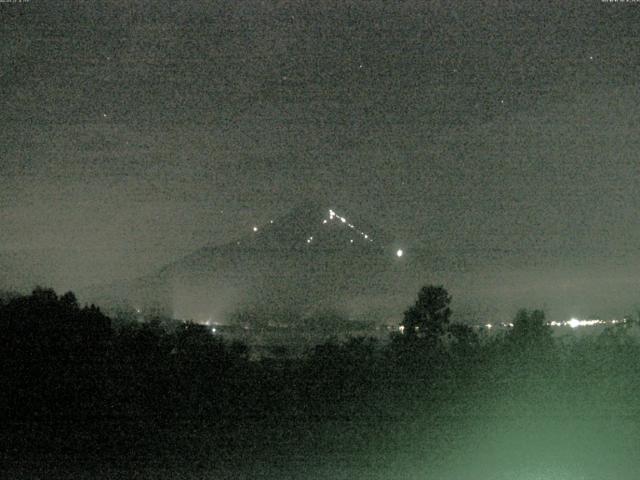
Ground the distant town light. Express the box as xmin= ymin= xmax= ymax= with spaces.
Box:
xmin=564 ymin=318 xmax=602 ymax=328
xmin=252 ymin=226 xmax=258 ymax=232
xmin=396 ymin=249 xmax=403 ymax=257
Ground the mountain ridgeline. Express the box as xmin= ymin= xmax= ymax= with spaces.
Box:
xmin=83 ymin=202 xmax=410 ymax=324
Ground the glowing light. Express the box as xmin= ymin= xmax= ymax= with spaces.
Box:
xmin=485 ymin=323 xmax=492 ymax=329
xmin=399 ymin=325 xmax=405 ymax=334
xmin=323 ymin=219 xmax=327 ymax=224
xmin=341 ymin=217 xmax=346 ymax=223
xmin=562 ymin=318 xmax=603 ymax=328
xmin=364 ymin=234 xmax=368 ymax=239
xmin=211 ymin=327 xmax=217 ymax=333
xmin=396 ymin=249 xmax=403 ymax=257
xmin=252 ymin=226 xmax=258 ymax=232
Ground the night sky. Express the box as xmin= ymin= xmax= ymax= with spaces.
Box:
xmin=2 ymin=1 xmax=640 ymax=321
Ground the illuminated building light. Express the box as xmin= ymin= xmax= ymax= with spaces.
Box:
xmin=211 ymin=327 xmax=217 ymax=333
xmin=341 ymin=217 xmax=346 ymax=223
xmin=350 ymin=239 xmax=354 ymax=244
xmin=485 ymin=323 xmax=492 ymax=329
xmin=252 ymin=226 xmax=258 ymax=232
xmin=396 ymin=249 xmax=403 ymax=257
xmin=364 ymin=234 xmax=368 ymax=239
xmin=399 ymin=325 xmax=405 ymax=334
xmin=270 ymin=220 xmax=274 ymax=224
xmin=323 ymin=219 xmax=328 ymax=224
xmin=562 ymin=318 xmax=604 ymax=328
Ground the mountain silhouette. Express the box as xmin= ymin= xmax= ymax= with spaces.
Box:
xmin=83 ymin=201 xmax=407 ymax=324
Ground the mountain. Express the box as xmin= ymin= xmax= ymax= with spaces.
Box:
xmin=82 ymin=201 xmax=410 ymax=324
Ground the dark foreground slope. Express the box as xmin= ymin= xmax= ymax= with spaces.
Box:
xmin=3 ymin=289 xmax=640 ymax=479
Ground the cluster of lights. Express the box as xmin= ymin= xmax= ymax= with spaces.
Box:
xmin=479 ymin=318 xmax=628 ymax=331
xmin=324 ymin=209 xmax=374 ymax=245
xmin=549 ymin=318 xmax=625 ymax=329
xmin=248 ymin=208 xmax=406 ymax=258
xmin=478 ymin=323 xmax=513 ymax=330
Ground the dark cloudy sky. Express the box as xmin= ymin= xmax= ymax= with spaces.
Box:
xmin=2 ymin=1 xmax=640 ymax=320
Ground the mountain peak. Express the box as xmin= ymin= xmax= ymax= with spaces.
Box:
xmin=84 ymin=200 xmax=403 ymax=322
xmin=248 ymin=202 xmax=383 ymax=252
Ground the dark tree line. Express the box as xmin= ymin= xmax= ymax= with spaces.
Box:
xmin=1 ymin=285 xmax=640 ymax=461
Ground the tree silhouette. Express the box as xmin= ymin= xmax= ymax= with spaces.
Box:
xmin=508 ymin=309 xmax=551 ymax=344
xmin=447 ymin=322 xmax=480 ymax=360
xmin=401 ymin=285 xmax=452 ymax=341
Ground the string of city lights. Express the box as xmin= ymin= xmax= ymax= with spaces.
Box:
xmin=481 ymin=317 xmax=628 ymax=331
